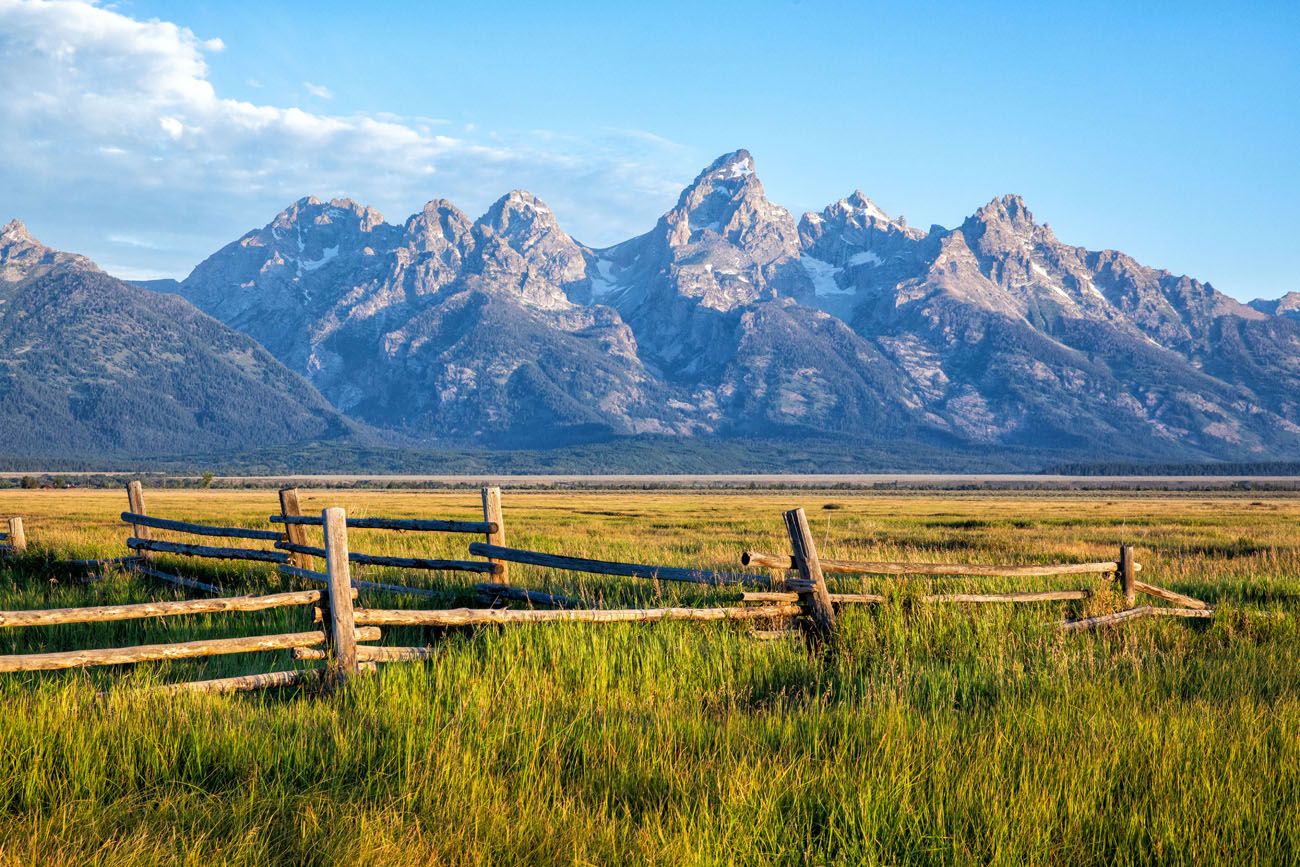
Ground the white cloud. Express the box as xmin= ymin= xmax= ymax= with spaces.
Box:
xmin=302 ymin=81 xmax=333 ymax=100
xmin=0 ymin=0 xmax=699 ymax=276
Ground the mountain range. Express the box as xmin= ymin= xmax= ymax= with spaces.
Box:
xmin=5 ymin=149 xmax=1299 ymax=467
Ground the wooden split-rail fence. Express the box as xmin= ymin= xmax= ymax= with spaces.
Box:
xmin=0 ymin=489 xmax=1215 ymax=693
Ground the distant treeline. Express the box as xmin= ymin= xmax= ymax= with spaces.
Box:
xmin=0 ymin=436 xmax=1027 ymax=477
xmin=1044 ymin=462 xmax=1300 ymax=476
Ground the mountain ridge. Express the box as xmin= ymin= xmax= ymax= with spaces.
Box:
xmin=152 ymin=150 xmax=1300 ymax=461
xmin=0 ymin=220 xmax=357 ymax=458
xmin=7 ymin=149 xmax=1298 ymax=465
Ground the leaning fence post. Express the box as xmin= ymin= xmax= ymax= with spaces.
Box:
xmin=783 ymin=508 xmax=837 ymax=644
xmin=278 ymin=487 xmax=310 ymax=570
xmin=321 ymin=507 xmax=359 ymax=682
xmin=6 ymin=517 xmax=25 ymax=553
xmin=126 ymin=481 xmax=153 ymax=562
xmin=481 ymin=486 xmax=508 ymax=584
xmin=1118 ymin=545 xmax=1136 ymax=607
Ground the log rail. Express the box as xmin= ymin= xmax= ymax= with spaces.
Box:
xmin=468 ymin=542 xmax=755 ymax=586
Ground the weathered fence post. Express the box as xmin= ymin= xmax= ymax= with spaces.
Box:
xmin=1118 ymin=545 xmax=1136 ymax=607
xmin=5 ymin=517 xmax=25 ymax=553
xmin=321 ymin=507 xmax=359 ymax=683
xmin=126 ymin=481 xmax=153 ymax=562
xmin=278 ymin=487 xmax=310 ymax=570
xmin=782 ymin=508 xmax=837 ymax=644
xmin=481 ymin=486 xmax=508 ymax=584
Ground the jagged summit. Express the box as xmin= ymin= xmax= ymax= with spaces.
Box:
xmin=468 ymin=190 xmax=586 ymax=310
xmin=836 ymin=190 xmax=891 ymax=222
xmin=1 ymin=218 xmax=33 ymax=241
xmin=970 ymin=194 xmax=1038 ymax=231
xmin=479 ymin=190 xmax=562 ymax=235
xmin=269 ymin=196 xmax=389 ymax=233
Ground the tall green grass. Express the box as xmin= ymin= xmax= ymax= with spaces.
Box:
xmin=0 ymin=490 xmax=1296 ymax=864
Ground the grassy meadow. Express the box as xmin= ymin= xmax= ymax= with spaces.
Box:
xmin=0 ymin=487 xmax=1297 ymax=865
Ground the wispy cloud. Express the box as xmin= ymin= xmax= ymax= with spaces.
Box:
xmin=0 ymin=0 xmax=698 ymax=276
xmin=302 ymin=81 xmax=333 ymax=100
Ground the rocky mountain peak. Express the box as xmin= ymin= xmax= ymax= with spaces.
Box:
xmin=387 ymin=199 xmax=476 ymax=299
xmin=1 ymin=218 xmax=34 ymax=243
xmin=656 ymin=149 xmax=800 ymax=272
xmin=0 ymin=218 xmax=98 ymax=282
xmin=269 ymin=196 xmax=388 ymax=234
xmin=401 ymin=199 xmax=474 ymax=252
xmin=699 ymin=148 xmax=756 ymax=182
xmin=802 ymin=189 xmax=923 ymax=239
xmin=972 ymin=194 xmax=1036 ymax=230
xmin=468 ymin=191 xmax=586 ymax=310
xmin=478 ymin=190 xmax=563 ymax=240
xmin=837 ymin=190 xmax=891 ymax=222
xmin=676 ymin=148 xmax=764 ymax=218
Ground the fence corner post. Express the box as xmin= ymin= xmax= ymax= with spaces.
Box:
xmin=782 ymin=507 xmax=837 ymax=645
xmin=1119 ymin=544 xmax=1136 ymax=607
xmin=126 ymin=480 xmax=154 ymax=562
xmin=6 ymin=517 xmax=25 ymax=553
xmin=278 ymin=487 xmax=309 ymax=570
xmin=321 ymin=507 xmax=358 ymax=683
xmin=481 ymin=485 xmax=508 ymax=585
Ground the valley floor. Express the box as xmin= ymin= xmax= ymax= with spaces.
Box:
xmin=0 ymin=489 xmax=1296 ymax=865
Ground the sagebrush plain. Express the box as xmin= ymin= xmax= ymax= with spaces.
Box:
xmin=0 ymin=488 xmax=1296 ymax=865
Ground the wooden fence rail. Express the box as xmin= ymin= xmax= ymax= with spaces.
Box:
xmin=1060 ymin=606 xmax=1213 ymax=632
xmin=274 ymin=541 xmax=498 ymax=574
xmin=0 ymin=627 xmax=381 ymax=673
xmin=476 ymin=583 xmax=587 ymax=609
xmin=467 ymin=542 xmax=756 ymax=586
xmin=121 ymin=512 xmax=284 ymax=541
xmin=353 ymin=604 xmax=801 ymax=627
xmin=127 ymin=537 xmax=290 ymax=564
xmin=738 ymin=590 xmax=1092 ymax=604
xmin=271 ymin=514 xmax=496 ymax=535
xmin=741 ymin=550 xmax=1137 ymax=577
xmin=0 ymin=589 xmax=354 ymax=628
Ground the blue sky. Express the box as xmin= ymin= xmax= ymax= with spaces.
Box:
xmin=1 ymin=0 xmax=1296 ymax=299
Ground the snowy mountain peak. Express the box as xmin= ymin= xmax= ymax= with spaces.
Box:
xmin=675 ymin=149 xmax=766 ymax=213
xmin=838 ymin=190 xmax=890 ymax=222
xmin=702 ymin=148 xmax=755 ymax=180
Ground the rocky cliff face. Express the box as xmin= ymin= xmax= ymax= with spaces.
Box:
xmin=0 ymin=221 xmax=351 ymax=458
xmin=153 ymin=150 xmax=1300 ymax=462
